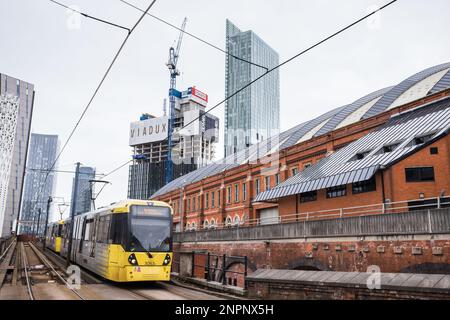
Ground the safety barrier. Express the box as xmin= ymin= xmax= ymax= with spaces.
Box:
xmin=182 ymin=195 xmax=450 ymax=231
xmin=0 ymin=236 xmax=14 ymax=262
xmin=175 ymin=207 xmax=450 ymax=243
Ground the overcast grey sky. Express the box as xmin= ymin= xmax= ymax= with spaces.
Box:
xmin=1 ymin=0 xmax=449 ymax=220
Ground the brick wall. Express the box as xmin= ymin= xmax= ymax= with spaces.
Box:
xmin=175 ymin=237 xmax=450 ymax=275
xmin=156 ymin=89 xmax=450 ymax=231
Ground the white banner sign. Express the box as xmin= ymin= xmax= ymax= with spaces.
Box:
xmin=129 ymin=116 xmax=169 ymax=146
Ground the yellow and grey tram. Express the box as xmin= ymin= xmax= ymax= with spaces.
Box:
xmin=47 ymin=199 xmax=173 ymax=282
xmin=46 ymin=220 xmax=64 ymax=253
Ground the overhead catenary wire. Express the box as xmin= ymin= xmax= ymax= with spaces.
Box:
xmin=26 ymin=168 xmax=106 ymax=177
xmin=28 ymin=0 xmax=157 ymax=217
xmin=66 ymin=0 xmax=401 ymax=186
xmin=101 ymin=159 xmax=133 ymax=180
xmin=25 ymin=0 xmax=399 ymax=215
xmin=49 ymin=0 xmax=131 ymax=33
xmin=44 ymin=0 xmax=156 ymax=183
xmin=159 ymin=0 xmax=400 ymax=144
xmin=119 ymin=0 xmax=269 ymax=72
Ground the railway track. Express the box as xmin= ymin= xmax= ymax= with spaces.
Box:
xmin=20 ymin=242 xmax=34 ymax=300
xmin=39 ymin=245 xmax=103 ymax=285
xmin=2 ymin=241 xmax=237 ymax=300
xmin=27 ymin=242 xmax=85 ymax=300
xmin=0 ymin=241 xmax=86 ymax=300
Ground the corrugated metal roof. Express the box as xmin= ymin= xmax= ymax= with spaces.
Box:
xmin=362 ymin=63 xmax=450 ymax=119
xmin=254 ymin=98 xmax=450 ymax=202
xmin=429 ymin=69 xmax=450 ymax=95
xmin=278 ymin=105 xmax=347 ymax=150
xmin=151 ymin=63 xmax=450 ymax=199
xmin=314 ymin=87 xmax=392 ymax=137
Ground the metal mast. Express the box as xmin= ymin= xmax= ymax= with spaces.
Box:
xmin=165 ymin=18 xmax=187 ymax=185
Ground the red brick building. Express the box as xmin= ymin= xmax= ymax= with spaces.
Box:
xmin=151 ymin=64 xmax=450 ymax=232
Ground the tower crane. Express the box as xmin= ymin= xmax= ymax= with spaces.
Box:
xmin=165 ymin=18 xmax=187 ymax=185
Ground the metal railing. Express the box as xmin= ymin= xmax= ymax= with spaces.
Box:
xmin=0 ymin=236 xmax=14 ymax=262
xmin=182 ymin=195 xmax=450 ymax=232
xmin=172 ymin=251 xmax=248 ymax=289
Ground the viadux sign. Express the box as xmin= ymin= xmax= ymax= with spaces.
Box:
xmin=129 ymin=116 xmax=169 ymax=146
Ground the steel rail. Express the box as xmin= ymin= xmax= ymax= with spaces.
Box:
xmin=28 ymin=242 xmax=85 ymax=300
xmin=40 ymin=243 xmax=103 ymax=285
xmin=126 ymin=289 xmax=156 ymax=300
xmin=21 ymin=242 xmax=34 ymax=300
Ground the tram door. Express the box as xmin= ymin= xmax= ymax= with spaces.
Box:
xmin=90 ymin=215 xmax=99 ymax=258
xmin=79 ymin=217 xmax=87 ymax=254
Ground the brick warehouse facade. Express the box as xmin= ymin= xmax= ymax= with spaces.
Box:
xmin=173 ymin=207 xmax=450 ymax=285
xmin=150 ymin=64 xmax=450 ymax=290
xmin=153 ymin=88 xmax=450 ymax=230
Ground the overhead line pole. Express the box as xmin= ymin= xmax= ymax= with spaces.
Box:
xmin=42 ymin=196 xmax=53 ymax=251
xmin=28 ymin=0 xmax=157 ymax=224
xmin=66 ymin=162 xmax=80 ymax=267
xmin=36 ymin=208 xmax=42 ymax=237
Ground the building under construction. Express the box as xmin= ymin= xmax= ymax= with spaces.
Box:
xmin=127 ymin=86 xmax=219 ymax=199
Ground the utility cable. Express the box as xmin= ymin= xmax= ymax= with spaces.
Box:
xmin=80 ymin=0 xmax=400 ymax=191
xmin=49 ymin=0 xmax=131 ymax=33
xmin=28 ymin=0 xmax=157 ymax=220
xmin=162 ymin=0 xmax=400 ymax=143
xmin=119 ymin=0 xmax=269 ymax=72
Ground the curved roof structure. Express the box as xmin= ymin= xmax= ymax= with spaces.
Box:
xmin=152 ymin=63 xmax=450 ymax=198
xmin=362 ymin=63 xmax=450 ymax=119
xmin=254 ymin=99 xmax=450 ymax=203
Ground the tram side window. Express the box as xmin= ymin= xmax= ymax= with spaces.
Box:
xmin=110 ymin=214 xmax=129 ymax=248
xmin=61 ymin=224 xmax=67 ymax=238
xmin=76 ymin=219 xmax=84 ymax=240
xmin=104 ymin=216 xmax=111 ymax=243
xmin=97 ymin=215 xmax=111 ymax=243
xmin=97 ymin=217 xmax=104 ymax=243
xmin=89 ymin=218 xmax=97 ymax=241
xmin=84 ymin=219 xmax=94 ymax=241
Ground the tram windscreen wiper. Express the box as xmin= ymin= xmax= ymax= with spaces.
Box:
xmin=129 ymin=234 xmax=147 ymax=252
xmin=152 ymin=237 xmax=170 ymax=252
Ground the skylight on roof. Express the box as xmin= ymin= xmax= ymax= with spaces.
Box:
xmin=349 ymin=150 xmax=372 ymax=162
xmin=408 ymin=132 xmax=436 ymax=147
xmin=375 ymin=142 xmax=401 ymax=155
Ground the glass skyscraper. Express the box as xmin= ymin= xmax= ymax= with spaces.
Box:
xmin=0 ymin=74 xmax=35 ymax=237
xmin=20 ymin=134 xmax=59 ymax=235
xmin=224 ymin=19 xmax=280 ymax=157
xmin=71 ymin=166 xmax=95 ymax=216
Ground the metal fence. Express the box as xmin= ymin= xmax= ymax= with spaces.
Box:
xmin=183 ymin=195 xmax=450 ymax=231
xmin=172 ymin=251 xmax=248 ymax=289
xmin=175 ymin=207 xmax=450 ymax=243
xmin=0 ymin=236 xmax=14 ymax=262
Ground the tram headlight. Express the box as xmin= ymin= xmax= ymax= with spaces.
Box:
xmin=128 ymin=253 xmax=138 ymax=266
xmin=163 ymin=254 xmax=171 ymax=266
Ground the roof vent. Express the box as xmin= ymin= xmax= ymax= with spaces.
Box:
xmin=408 ymin=132 xmax=435 ymax=147
xmin=376 ymin=142 xmax=401 ymax=155
xmin=350 ymin=150 xmax=371 ymax=162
